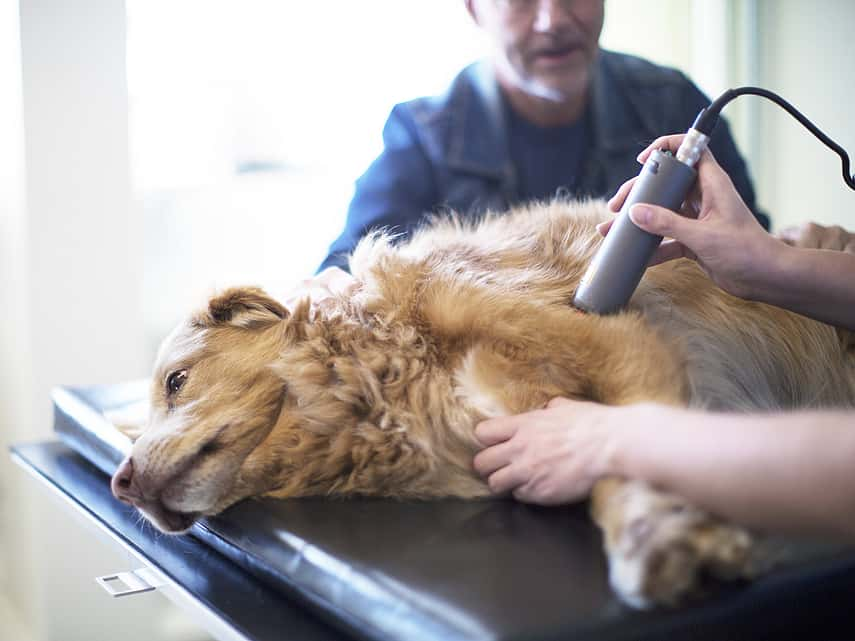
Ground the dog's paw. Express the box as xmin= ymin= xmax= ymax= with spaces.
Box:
xmin=600 ymin=484 xmax=753 ymax=609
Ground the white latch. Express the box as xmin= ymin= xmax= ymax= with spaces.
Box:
xmin=95 ymin=567 xmax=165 ymax=597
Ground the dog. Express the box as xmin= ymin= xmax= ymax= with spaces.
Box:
xmin=111 ymin=198 xmax=855 ymax=608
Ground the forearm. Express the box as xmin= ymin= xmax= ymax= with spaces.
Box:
xmin=608 ymin=405 xmax=855 ymax=539
xmin=750 ymin=243 xmax=855 ymax=330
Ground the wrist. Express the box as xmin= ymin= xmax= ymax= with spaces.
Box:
xmin=596 ymin=404 xmax=648 ymax=478
xmin=741 ymin=236 xmax=793 ymax=302
xmin=598 ymin=403 xmax=683 ymax=483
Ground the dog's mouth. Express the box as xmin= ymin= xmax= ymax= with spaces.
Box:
xmin=135 ymin=498 xmax=200 ymax=534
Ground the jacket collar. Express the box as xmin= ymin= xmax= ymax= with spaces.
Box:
xmin=588 ymin=50 xmax=659 ymax=154
xmin=446 ymin=61 xmax=515 ymax=183
xmin=447 ymin=51 xmax=645 ymax=182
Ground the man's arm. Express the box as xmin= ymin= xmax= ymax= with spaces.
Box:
xmin=779 ymin=221 xmax=855 ymax=252
xmin=317 ymin=105 xmax=439 ymax=273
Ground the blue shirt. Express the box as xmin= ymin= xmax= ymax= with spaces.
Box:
xmin=505 ymin=97 xmax=589 ymax=201
xmin=318 ymin=50 xmax=767 ymax=272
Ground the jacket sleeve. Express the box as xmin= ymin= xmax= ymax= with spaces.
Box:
xmin=672 ymin=78 xmax=770 ymax=230
xmin=317 ymin=104 xmax=439 ymax=273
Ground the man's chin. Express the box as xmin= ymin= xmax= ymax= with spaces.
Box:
xmin=529 ymin=55 xmax=597 ymax=99
xmin=499 ymin=63 xmax=591 ymax=106
xmin=520 ymin=80 xmax=568 ymax=103
xmin=533 ymin=68 xmax=593 ymax=100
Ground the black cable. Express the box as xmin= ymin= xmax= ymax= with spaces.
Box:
xmin=692 ymin=86 xmax=855 ymax=191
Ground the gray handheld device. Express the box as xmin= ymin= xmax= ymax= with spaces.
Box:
xmin=572 ymin=85 xmax=855 ymax=315
xmin=572 ymin=131 xmax=708 ymax=314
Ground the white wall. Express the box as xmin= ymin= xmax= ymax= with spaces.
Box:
xmin=1 ymin=0 xmax=200 ymax=639
xmin=0 ymin=0 xmax=36 ymax=634
xmin=603 ymin=0 xmax=855 ymax=231
xmin=755 ymin=0 xmax=855 ymax=230
xmin=601 ymin=0 xmax=692 ymax=73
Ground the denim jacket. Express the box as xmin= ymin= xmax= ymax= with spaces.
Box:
xmin=319 ymin=50 xmax=767 ymax=272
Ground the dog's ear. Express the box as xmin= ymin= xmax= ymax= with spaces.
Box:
xmin=198 ymin=287 xmax=288 ymax=329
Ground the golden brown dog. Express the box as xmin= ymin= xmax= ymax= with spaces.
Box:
xmin=111 ymin=199 xmax=855 ymax=608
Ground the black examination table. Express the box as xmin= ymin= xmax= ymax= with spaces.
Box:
xmin=11 ymin=381 xmax=855 ymax=641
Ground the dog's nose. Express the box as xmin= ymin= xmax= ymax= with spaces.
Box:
xmin=111 ymin=456 xmax=140 ymax=504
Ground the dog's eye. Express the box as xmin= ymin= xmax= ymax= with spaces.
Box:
xmin=166 ymin=369 xmax=188 ymax=396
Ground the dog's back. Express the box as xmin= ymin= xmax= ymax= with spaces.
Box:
xmin=351 ymin=198 xmax=855 ymax=413
xmin=639 ymin=261 xmax=855 ymax=410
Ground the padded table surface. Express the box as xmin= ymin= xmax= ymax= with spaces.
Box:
xmin=34 ymin=382 xmax=855 ymax=641
xmin=11 ymin=440 xmax=344 ymax=641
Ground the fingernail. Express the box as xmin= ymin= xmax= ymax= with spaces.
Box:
xmin=630 ymin=204 xmax=651 ymax=225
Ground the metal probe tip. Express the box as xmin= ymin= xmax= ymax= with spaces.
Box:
xmin=675 ymin=128 xmax=711 ymax=168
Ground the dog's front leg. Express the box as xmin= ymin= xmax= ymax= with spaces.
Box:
xmin=591 ymin=477 xmax=754 ymax=609
xmin=466 ymin=311 xmax=757 ymax=607
xmin=559 ymin=316 xmax=756 ymax=609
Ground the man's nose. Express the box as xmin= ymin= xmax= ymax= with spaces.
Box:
xmin=532 ymin=0 xmax=574 ymax=32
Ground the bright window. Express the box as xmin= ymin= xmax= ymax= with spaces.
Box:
xmin=127 ymin=1 xmax=486 ymax=347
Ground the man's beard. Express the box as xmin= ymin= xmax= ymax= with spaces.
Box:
xmin=494 ymin=50 xmax=592 ymax=104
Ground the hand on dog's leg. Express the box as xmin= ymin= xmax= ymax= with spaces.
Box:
xmin=283 ymin=267 xmax=359 ymax=312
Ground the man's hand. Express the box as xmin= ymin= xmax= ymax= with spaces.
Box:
xmin=778 ymin=222 xmax=855 ymax=253
xmin=283 ymin=266 xmax=359 ymax=312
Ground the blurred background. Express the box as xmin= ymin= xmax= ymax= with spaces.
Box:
xmin=1 ymin=0 xmax=853 ymax=639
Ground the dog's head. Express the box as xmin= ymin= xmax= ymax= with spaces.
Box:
xmin=111 ymin=287 xmax=295 ymax=533
xmin=111 ymin=285 xmax=442 ymax=533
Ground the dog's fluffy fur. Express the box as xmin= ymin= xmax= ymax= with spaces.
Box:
xmin=115 ymin=199 xmax=855 ymax=607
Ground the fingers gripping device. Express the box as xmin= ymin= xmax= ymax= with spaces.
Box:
xmin=572 ymin=87 xmax=855 ymax=315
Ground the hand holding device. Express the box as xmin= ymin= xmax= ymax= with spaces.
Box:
xmin=572 ymin=87 xmax=855 ymax=315
xmin=573 ymin=131 xmax=707 ymax=314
